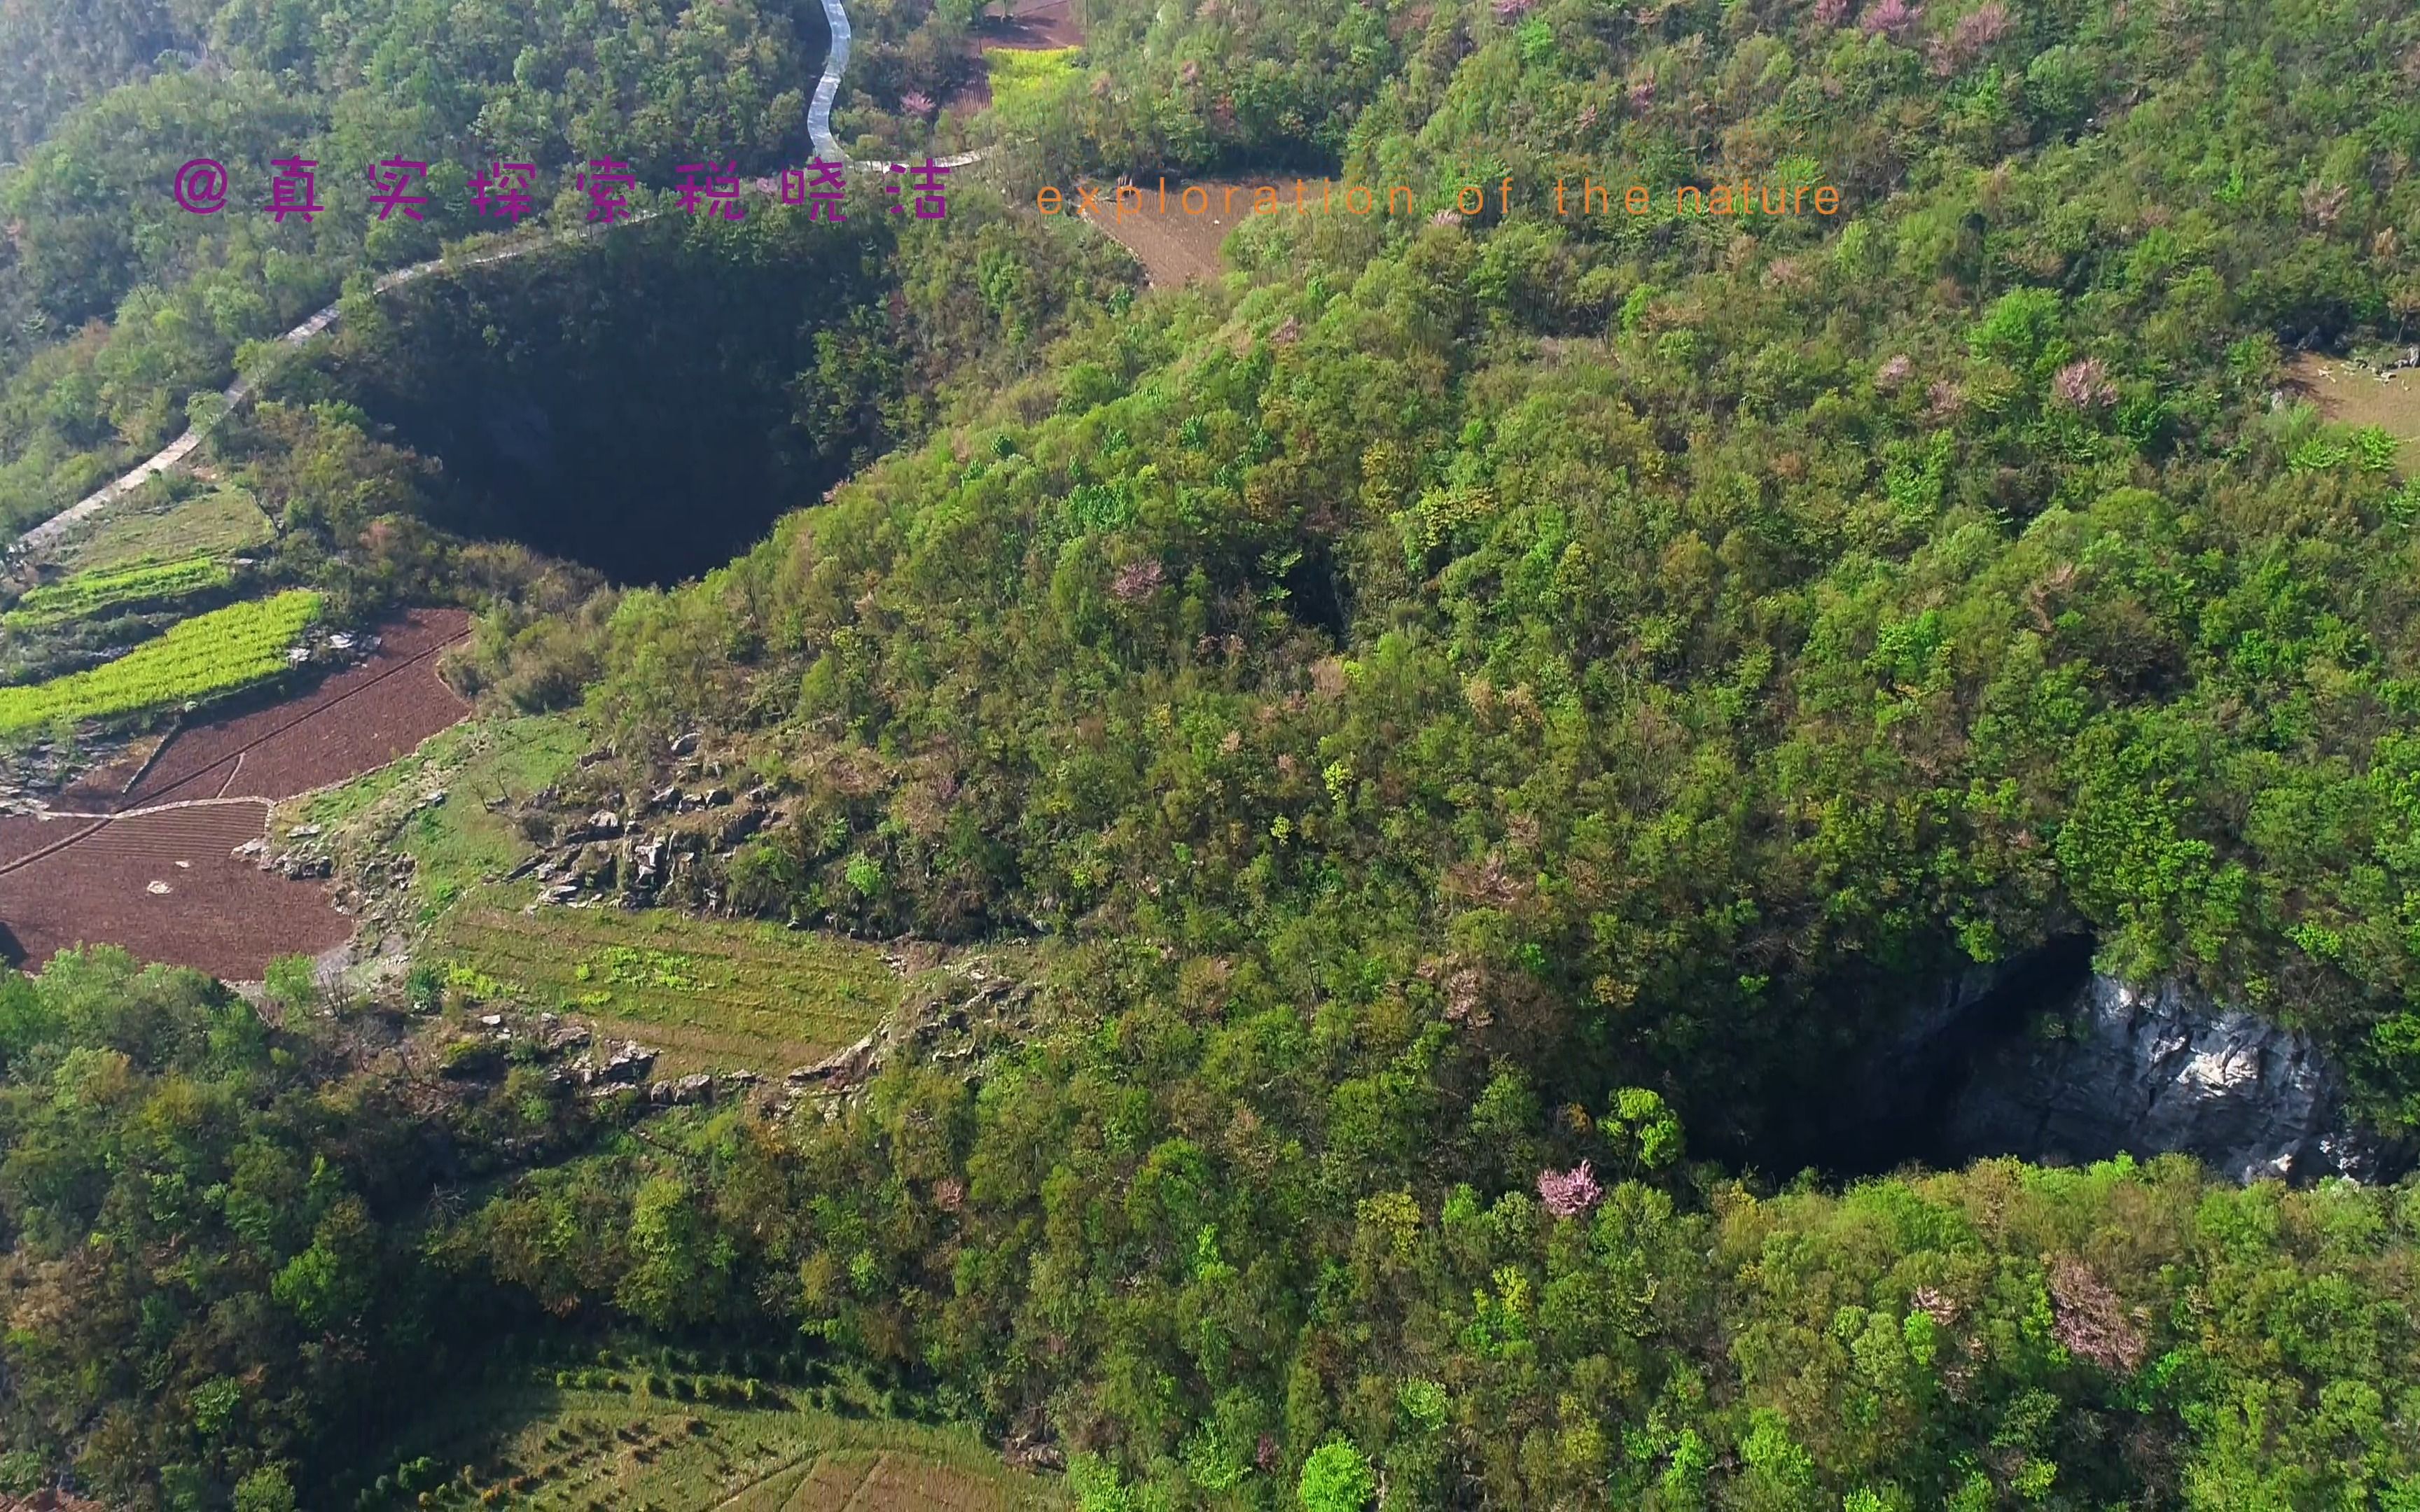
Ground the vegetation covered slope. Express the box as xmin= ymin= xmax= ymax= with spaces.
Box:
xmin=5 ymin=0 xmax=2420 ymax=1508
xmin=590 ymin=0 xmax=2420 ymax=1143
xmin=397 ymin=0 xmax=2420 ymax=1505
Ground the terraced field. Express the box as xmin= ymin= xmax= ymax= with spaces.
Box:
xmin=368 ymin=1379 xmax=1056 ymax=1512
xmin=57 ymin=486 xmax=274 ymax=573
xmin=0 ymin=801 xmax=349 ymax=979
xmin=765 ymin=1449 xmax=1028 ymax=1510
xmin=3 ymin=553 xmax=232 ymax=629
xmin=433 ymin=903 xmax=898 ymax=1073
xmin=0 ymin=589 xmax=321 ymax=732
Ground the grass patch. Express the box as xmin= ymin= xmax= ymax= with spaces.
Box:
xmin=4 ymin=553 xmax=233 ymax=630
xmin=286 ymin=713 xmax=591 ymax=917
xmin=433 ymin=904 xmax=897 ymax=1074
xmin=986 ymin=46 xmax=1083 ymax=127
xmin=0 ymin=589 xmax=320 ymax=732
xmin=396 ymin=720 xmax=594 ymax=916
xmin=63 ymin=486 xmax=274 ymax=572
xmin=352 ymin=1376 xmax=1057 ymax=1511
xmin=2290 ymin=354 xmax=2420 ymax=477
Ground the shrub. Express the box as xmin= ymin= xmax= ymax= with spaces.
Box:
xmin=1298 ymin=1439 xmax=1377 ymax=1511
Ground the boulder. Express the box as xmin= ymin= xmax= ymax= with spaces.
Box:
xmin=602 ymin=1041 xmax=658 ymax=1083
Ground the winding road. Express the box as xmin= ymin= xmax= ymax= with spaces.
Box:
xmin=809 ymin=0 xmax=854 ymax=162
xmin=11 ymin=0 xmax=983 ymax=568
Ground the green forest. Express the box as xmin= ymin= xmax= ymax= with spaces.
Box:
xmin=6 ymin=0 xmax=2420 ymax=1506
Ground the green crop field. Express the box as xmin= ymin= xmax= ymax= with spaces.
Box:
xmin=3 ymin=552 xmax=233 ymax=629
xmin=433 ymin=904 xmax=898 ymax=1074
xmin=986 ymin=46 xmax=1083 ymax=129
xmin=357 ymin=1375 xmax=1059 ymax=1512
xmin=0 ymin=589 xmax=320 ymax=732
xmin=62 ymin=486 xmax=275 ymax=572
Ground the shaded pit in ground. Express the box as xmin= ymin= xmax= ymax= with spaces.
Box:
xmin=307 ymin=220 xmax=885 ymax=587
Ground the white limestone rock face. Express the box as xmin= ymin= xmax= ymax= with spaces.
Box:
xmin=1945 ymin=974 xmax=2374 ymax=1183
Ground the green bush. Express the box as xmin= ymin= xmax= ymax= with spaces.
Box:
xmin=1297 ymin=1440 xmax=1377 ymax=1511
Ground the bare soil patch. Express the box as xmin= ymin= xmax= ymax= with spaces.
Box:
xmin=0 ymin=802 xmax=350 ymax=979
xmin=972 ymin=0 xmax=1080 ymax=50
xmin=0 ymin=813 xmax=104 ymax=867
xmin=1072 ymin=178 xmax=1288 ymax=287
xmin=2289 ymin=353 xmax=2420 ymax=474
xmin=129 ymin=607 xmax=471 ymax=806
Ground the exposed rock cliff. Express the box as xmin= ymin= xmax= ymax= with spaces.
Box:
xmin=1942 ymin=974 xmax=2375 ymax=1183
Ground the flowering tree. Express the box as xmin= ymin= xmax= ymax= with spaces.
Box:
xmin=1861 ymin=0 xmax=1922 ymax=38
xmin=2052 ymin=356 xmax=2118 ymax=409
xmin=1536 ymin=1159 xmax=1604 ymax=1217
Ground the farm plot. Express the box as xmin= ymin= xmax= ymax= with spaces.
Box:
xmin=787 ymin=1449 xmax=1029 ymax=1511
xmin=131 ymin=606 xmax=471 ymax=804
xmin=0 ymin=589 xmax=321 ymax=732
xmin=57 ymin=485 xmax=274 ymax=573
xmin=4 ymin=553 xmax=234 ymax=630
xmin=0 ymin=610 xmax=474 ymax=981
xmin=0 ymin=802 xmax=349 ymax=979
xmin=363 ymin=1380 xmax=1057 ymax=1512
xmin=433 ymin=904 xmax=898 ymax=1074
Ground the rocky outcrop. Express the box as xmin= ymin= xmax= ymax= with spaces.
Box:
xmin=1942 ymin=974 xmax=2375 ymax=1183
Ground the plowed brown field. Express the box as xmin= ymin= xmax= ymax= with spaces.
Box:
xmin=0 ymin=802 xmax=351 ymax=980
xmin=0 ymin=606 xmax=472 ymax=979
xmin=130 ymin=607 xmax=471 ymax=806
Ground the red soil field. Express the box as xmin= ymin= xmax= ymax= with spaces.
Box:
xmin=0 ymin=813 xmax=104 ymax=867
xmin=129 ymin=607 xmax=471 ymax=806
xmin=0 ymin=607 xmax=473 ymax=979
xmin=973 ymin=0 xmax=1080 ymax=50
xmin=0 ymin=802 xmax=351 ymax=981
xmin=1071 ymin=178 xmax=1288 ymax=287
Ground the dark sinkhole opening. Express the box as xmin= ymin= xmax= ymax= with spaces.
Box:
xmin=302 ymin=217 xmax=891 ymax=586
xmin=1717 ymin=935 xmax=2104 ymax=1183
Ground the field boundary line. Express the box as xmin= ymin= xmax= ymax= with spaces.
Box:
xmin=707 ymin=1454 xmax=817 ymax=1512
xmin=130 ymin=629 xmax=468 ymax=806
xmin=0 ymin=818 xmax=112 ymax=877
xmin=117 ymin=711 xmax=181 ymax=795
